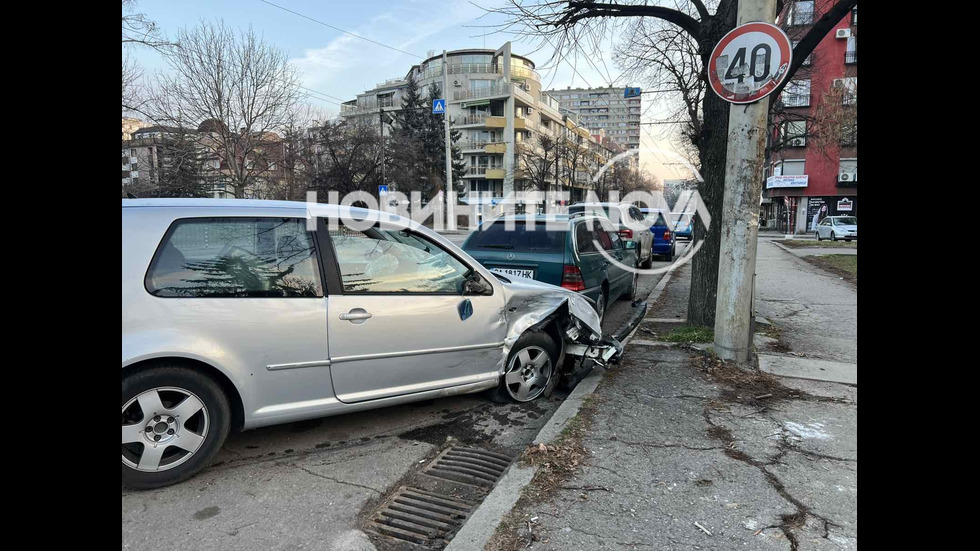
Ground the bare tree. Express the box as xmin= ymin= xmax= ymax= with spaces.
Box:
xmin=122 ymin=0 xmax=171 ymax=117
xmin=485 ymin=0 xmax=857 ymax=327
xmin=518 ymin=134 xmax=559 ymax=192
xmin=152 ymin=21 xmax=302 ymax=199
xmin=306 ymin=119 xmax=384 ymax=197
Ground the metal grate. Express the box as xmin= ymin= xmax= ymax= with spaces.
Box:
xmin=367 ymin=486 xmax=475 ymax=545
xmin=421 ymin=446 xmax=514 ymax=487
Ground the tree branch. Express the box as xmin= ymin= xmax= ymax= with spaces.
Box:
xmin=560 ymin=1 xmax=703 ymax=41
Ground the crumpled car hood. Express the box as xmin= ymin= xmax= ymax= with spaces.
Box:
xmin=496 ymin=274 xmax=602 ymax=344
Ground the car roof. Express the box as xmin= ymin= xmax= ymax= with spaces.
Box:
xmin=122 ymin=198 xmax=308 ymax=210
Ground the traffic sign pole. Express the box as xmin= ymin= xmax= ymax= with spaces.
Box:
xmin=442 ymin=50 xmax=455 ymax=231
xmin=712 ymin=0 xmax=780 ymax=363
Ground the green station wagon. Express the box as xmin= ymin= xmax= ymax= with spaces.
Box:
xmin=462 ymin=214 xmax=638 ymax=322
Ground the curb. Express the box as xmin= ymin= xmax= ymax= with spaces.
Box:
xmin=445 ymin=265 xmax=676 ymax=551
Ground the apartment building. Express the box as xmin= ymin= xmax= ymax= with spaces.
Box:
xmin=761 ymin=2 xmax=858 ymax=234
xmin=121 ymin=119 xmax=287 ymax=199
xmin=340 ymin=42 xmax=623 ymax=215
xmin=546 ymin=87 xmax=642 ymax=151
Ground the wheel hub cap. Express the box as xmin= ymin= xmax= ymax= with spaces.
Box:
xmin=505 ymin=346 xmax=552 ymax=402
xmin=122 ymin=387 xmax=209 ymax=472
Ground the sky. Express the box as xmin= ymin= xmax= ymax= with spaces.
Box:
xmin=128 ymin=0 xmax=692 ymax=181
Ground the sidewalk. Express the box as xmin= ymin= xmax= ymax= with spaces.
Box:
xmin=487 ymin=251 xmax=858 ymax=550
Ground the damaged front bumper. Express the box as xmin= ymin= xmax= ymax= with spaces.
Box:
xmin=498 ymin=275 xmax=646 ymax=387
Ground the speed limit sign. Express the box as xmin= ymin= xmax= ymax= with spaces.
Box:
xmin=708 ymin=22 xmax=792 ymax=104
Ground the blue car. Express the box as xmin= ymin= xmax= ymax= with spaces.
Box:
xmin=639 ymin=208 xmax=676 ymax=261
xmin=670 ymin=212 xmax=694 ymax=240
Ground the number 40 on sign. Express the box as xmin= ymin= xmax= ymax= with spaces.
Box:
xmin=708 ymin=22 xmax=793 ymax=104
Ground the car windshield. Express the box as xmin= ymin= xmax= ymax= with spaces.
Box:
xmin=640 ymin=209 xmax=667 ymax=226
xmin=835 ymin=217 xmax=857 ymax=225
xmin=465 ymin=221 xmax=566 ymax=252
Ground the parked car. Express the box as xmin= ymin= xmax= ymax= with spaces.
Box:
xmin=462 ymin=214 xmax=638 ymax=323
xmin=669 ymin=212 xmax=695 ymax=240
xmin=567 ymin=202 xmax=654 ymax=268
xmin=640 ymin=208 xmax=676 ymax=261
xmin=122 ymin=199 xmax=610 ymax=489
xmin=815 ymin=216 xmax=857 ymax=241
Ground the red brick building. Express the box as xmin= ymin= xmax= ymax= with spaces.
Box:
xmin=761 ymin=2 xmax=857 ymax=234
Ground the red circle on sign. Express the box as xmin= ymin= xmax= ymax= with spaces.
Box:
xmin=708 ymin=22 xmax=792 ymax=104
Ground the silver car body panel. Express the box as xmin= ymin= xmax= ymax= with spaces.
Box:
xmin=123 ymin=199 xmax=604 ymax=430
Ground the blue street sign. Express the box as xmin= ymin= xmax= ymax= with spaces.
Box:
xmin=378 ymin=185 xmax=388 ymax=196
xmin=624 ymin=87 xmax=642 ymax=98
xmin=432 ymin=99 xmax=446 ymax=114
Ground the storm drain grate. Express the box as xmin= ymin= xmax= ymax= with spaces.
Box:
xmin=421 ymin=446 xmax=514 ymax=487
xmin=367 ymin=486 xmax=476 ymax=545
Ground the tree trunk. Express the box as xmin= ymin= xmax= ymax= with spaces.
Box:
xmin=687 ymin=3 xmax=736 ymax=328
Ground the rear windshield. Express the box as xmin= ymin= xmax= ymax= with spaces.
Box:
xmin=641 ymin=211 xmax=667 ymax=226
xmin=568 ymin=205 xmax=612 ymax=219
xmin=465 ymin=221 xmax=566 ymax=252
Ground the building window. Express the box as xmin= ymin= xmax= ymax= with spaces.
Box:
xmin=781 ymin=79 xmax=811 ymax=107
xmin=787 ymin=1 xmax=814 ymax=26
xmin=851 ymin=6 xmax=857 ymax=25
xmin=840 ymin=121 xmax=858 ymax=147
xmin=782 ymin=121 xmax=807 ymax=147
xmin=774 ymin=159 xmax=806 ymax=176
xmin=845 ymin=37 xmax=857 ymax=64
xmin=791 ymin=40 xmax=813 ymax=66
xmin=836 ymin=77 xmax=857 ymax=105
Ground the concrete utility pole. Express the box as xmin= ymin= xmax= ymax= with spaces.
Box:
xmin=712 ymin=0 xmax=778 ymax=363
xmin=443 ymin=50 xmax=455 ymax=230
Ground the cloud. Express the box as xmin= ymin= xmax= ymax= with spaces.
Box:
xmin=289 ymin=0 xmax=482 ymax=100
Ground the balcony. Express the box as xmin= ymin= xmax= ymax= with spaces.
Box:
xmin=780 ymin=93 xmax=811 ymax=108
xmin=463 ymin=166 xmax=506 ymax=179
xmin=453 ymin=115 xmax=488 ymax=126
xmin=452 ymin=83 xmax=511 ymax=102
xmin=458 ymin=140 xmax=506 ymax=154
xmin=845 ymin=51 xmax=857 ymax=64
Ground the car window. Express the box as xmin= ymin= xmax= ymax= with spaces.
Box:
xmin=465 ymin=220 xmax=566 ymax=252
xmin=629 ymin=206 xmax=644 ymax=222
xmin=146 ymin=217 xmax=322 ymax=298
xmin=575 ymin=222 xmax=596 ymax=254
xmin=330 ymin=223 xmax=471 ymax=294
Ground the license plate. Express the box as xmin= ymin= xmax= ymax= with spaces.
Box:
xmin=490 ymin=267 xmax=535 ymax=279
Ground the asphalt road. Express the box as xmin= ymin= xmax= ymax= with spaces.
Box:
xmin=121 ymin=237 xmax=691 ymax=551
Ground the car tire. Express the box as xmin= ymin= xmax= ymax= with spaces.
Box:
xmin=641 ymin=245 xmax=653 ymax=269
xmin=594 ymin=286 xmax=607 ymax=323
xmin=619 ymin=272 xmax=638 ymax=302
xmin=122 ymin=365 xmax=231 ymax=490
xmin=831 ymin=232 xmax=837 ymax=242
xmin=496 ymin=331 xmax=558 ymax=403
xmin=664 ymin=248 xmax=673 ymax=262
xmin=815 ymin=231 xmax=822 ymax=241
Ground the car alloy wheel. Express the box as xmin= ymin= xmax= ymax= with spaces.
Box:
xmin=122 ymin=365 xmax=230 ymax=489
xmin=831 ymin=232 xmax=837 ymax=241
xmin=504 ymin=345 xmax=553 ymax=402
xmin=122 ymin=387 xmax=209 ymax=472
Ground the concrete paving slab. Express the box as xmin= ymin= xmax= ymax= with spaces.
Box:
xmin=758 ymin=354 xmax=857 ymax=385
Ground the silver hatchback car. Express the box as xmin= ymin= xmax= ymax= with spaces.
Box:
xmin=122 ymin=199 xmax=611 ymax=488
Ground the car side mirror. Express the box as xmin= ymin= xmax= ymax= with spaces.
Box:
xmin=625 ymin=240 xmax=637 ymax=250
xmin=463 ymin=272 xmax=493 ymax=296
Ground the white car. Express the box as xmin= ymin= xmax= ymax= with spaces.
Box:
xmin=815 ymin=216 xmax=857 ymax=242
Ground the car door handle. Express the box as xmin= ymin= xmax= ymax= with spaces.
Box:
xmin=340 ymin=309 xmax=372 ymax=324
